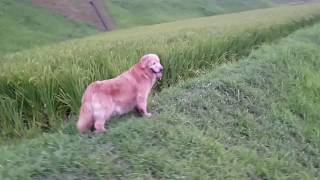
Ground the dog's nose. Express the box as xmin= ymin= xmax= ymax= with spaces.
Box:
xmin=160 ymin=68 xmax=163 ymax=73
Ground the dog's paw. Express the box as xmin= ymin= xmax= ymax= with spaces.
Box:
xmin=144 ymin=112 xmax=152 ymax=118
xmin=95 ymin=127 xmax=107 ymax=133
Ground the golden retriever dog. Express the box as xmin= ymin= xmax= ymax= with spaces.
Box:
xmin=76 ymin=54 xmax=163 ymax=133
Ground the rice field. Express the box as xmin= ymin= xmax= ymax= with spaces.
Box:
xmin=1 ymin=4 xmax=320 ymax=138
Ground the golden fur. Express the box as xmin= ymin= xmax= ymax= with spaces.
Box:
xmin=76 ymin=54 xmax=163 ymax=133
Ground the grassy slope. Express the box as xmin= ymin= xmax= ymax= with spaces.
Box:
xmin=1 ymin=4 xmax=320 ymax=138
xmin=0 ymin=0 xmax=98 ymax=55
xmin=104 ymin=0 xmax=285 ymax=28
xmin=0 ymin=0 xmax=298 ymax=55
xmin=1 ymin=21 xmax=320 ymax=179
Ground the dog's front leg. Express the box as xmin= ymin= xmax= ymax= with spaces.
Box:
xmin=136 ymin=95 xmax=152 ymax=118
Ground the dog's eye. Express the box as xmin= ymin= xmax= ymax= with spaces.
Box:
xmin=152 ymin=62 xmax=156 ymax=65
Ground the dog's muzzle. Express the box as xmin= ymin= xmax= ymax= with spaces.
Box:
xmin=152 ymin=68 xmax=163 ymax=80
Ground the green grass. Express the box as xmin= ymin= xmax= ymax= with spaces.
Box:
xmin=1 ymin=4 xmax=320 ymax=138
xmin=0 ymin=0 xmax=296 ymax=55
xmin=0 ymin=0 xmax=311 ymax=55
xmin=0 ymin=0 xmax=98 ymax=55
xmin=103 ymin=0 xmax=293 ymax=28
xmin=1 ymin=20 xmax=320 ymax=179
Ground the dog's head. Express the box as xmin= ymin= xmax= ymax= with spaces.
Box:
xmin=139 ymin=54 xmax=163 ymax=80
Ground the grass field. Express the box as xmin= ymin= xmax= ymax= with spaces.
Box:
xmin=0 ymin=0 xmax=312 ymax=55
xmin=0 ymin=0 xmax=314 ymax=55
xmin=1 ymin=20 xmax=320 ymax=179
xmin=103 ymin=0 xmax=291 ymax=28
xmin=1 ymin=4 xmax=320 ymax=138
xmin=0 ymin=0 xmax=98 ymax=55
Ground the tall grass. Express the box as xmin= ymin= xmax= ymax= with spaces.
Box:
xmin=1 ymin=4 xmax=320 ymax=138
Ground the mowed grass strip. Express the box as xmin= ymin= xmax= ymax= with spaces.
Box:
xmin=1 ymin=21 xmax=320 ymax=179
xmin=1 ymin=4 xmax=320 ymax=138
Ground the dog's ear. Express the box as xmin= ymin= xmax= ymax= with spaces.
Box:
xmin=139 ymin=55 xmax=150 ymax=69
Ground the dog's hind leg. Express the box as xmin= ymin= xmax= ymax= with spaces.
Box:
xmin=77 ymin=103 xmax=93 ymax=133
xmin=93 ymin=108 xmax=112 ymax=133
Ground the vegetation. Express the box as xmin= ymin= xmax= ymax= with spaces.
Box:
xmin=0 ymin=0 xmax=98 ymax=55
xmin=103 ymin=0 xmax=287 ymax=28
xmin=0 ymin=0 xmax=311 ymax=55
xmin=1 ymin=4 xmax=320 ymax=138
xmin=1 ymin=20 xmax=320 ymax=179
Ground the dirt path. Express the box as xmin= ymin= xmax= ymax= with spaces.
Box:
xmin=32 ymin=0 xmax=114 ymax=31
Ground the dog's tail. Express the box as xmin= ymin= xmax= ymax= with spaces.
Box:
xmin=77 ymin=103 xmax=93 ymax=133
